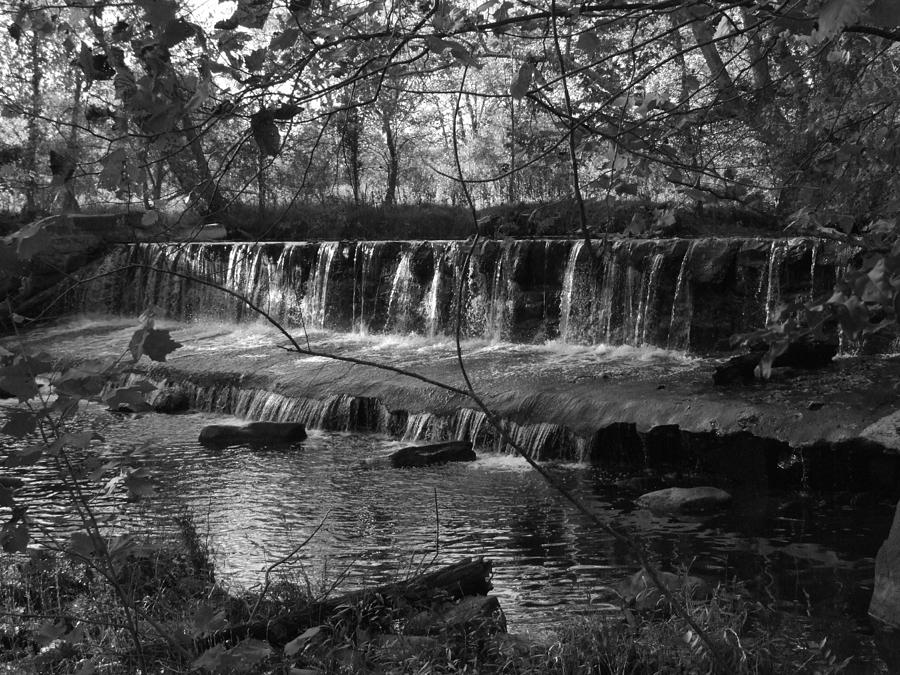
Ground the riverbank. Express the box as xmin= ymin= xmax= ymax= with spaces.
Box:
xmin=0 ymin=529 xmax=869 ymax=674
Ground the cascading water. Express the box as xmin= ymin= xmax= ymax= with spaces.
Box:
xmin=76 ymin=237 xmax=848 ymax=354
xmin=384 ymin=250 xmax=415 ymax=333
xmin=558 ymin=240 xmax=585 ymax=342
xmin=666 ymin=242 xmax=696 ymax=351
xmin=303 ymin=241 xmax=340 ymax=329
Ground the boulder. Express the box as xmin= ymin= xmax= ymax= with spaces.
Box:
xmin=616 ymin=569 xmax=712 ymax=611
xmin=151 ymin=387 xmax=190 ymax=414
xmin=362 ymin=441 xmax=476 ymax=469
xmin=198 ymin=421 xmax=307 ymax=447
xmin=869 ymin=499 xmax=900 ymax=628
xmin=636 ymin=486 xmax=731 ymax=513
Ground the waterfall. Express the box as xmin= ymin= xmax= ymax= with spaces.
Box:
xmin=302 ymin=242 xmax=340 ymax=329
xmin=385 ymin=249 xmax=415 ymax=333
xmin=423 ymin=244 xmax=446 ymax=337
xmin=635 ymin=253 xmax=665 ymax=345
xmin=666 ymin=242 xmax=696 ymax=351
xmin=558 ymin=240 xmax=584 ymax=342
xmin=77 ymin=236 xmax=849 ymax=354
xmin=763 ymin=240 xmax=786 ymax=326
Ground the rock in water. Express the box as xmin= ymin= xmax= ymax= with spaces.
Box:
xmin=636 ymin=486 xmax=731 ymax=513
xmin=198 ymin=421 xmax=307 ymax=447
xmin=870 ymin=499 xmax=900 ymax=628
xmin=362 ymin=441 xmax=476 ymax=468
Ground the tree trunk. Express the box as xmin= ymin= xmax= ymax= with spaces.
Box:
xmin=383 ymin=114 xmax=399 ymax=206
xmin=508 ymin=97 xmax=516 ymax=204
xmin=22 ymin=31 xmax=42 ymax=219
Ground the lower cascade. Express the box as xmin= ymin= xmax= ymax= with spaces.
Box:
xmin=75 ymin=236 xmax=854 ymax=353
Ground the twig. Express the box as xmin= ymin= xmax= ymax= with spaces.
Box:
xmin=248 ymin=510 xmax=331 ymax=623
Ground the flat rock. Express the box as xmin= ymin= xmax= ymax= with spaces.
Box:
xmin=363 ymin=441 xmax=475 ymax=469
xmin=636 ymin=486 xmax=731 ymax=513
xmin=198 ymin=421 xmax=307 ymax=447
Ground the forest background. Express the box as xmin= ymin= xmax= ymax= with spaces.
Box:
xmin=0 ymin=0 xmax=897 ymax=242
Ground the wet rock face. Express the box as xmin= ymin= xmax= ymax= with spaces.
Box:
xmin=76 ymin=236 xmax=852 ymax=354
xmin=870 ymin=499 xmax=900 ymax=628
xmin=636 ymin=486 xmax=732 ymax=513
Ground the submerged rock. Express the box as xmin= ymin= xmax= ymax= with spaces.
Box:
xmin=362 ymin=441 xmax=476 ymax=468
xmin=617 ymin=569 xmax=712 ymax=611
xmin=198 ymin=421 xmax=307 ymax=447
xmin=636 ymin=486 xmax=731 ymax=513
xmin=870 ymin=499 xmax=900 ymax=628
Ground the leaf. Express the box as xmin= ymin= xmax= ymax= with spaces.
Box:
xmin=269 ymin=27 xmax=299 ymax=51
xmin=193 ymin=644 xmax=228 ymax=670
xmin=15 ymin=224 xmax=53 ymax=261
xmin=812 ymin=0 xmax=867 ymax=43
xmin=69 ymin=530 xmax=101 ymax=558
xmin=576 ymin=31 xmax=602 ymax=52
xmin=134 ymin=0 xmax=178 ymax=27
xmin=3 ymin=444 xmax=44 ymax=467
xmin=866 ymin=0 xmax=900 ymax=27
xmin=104 ymin=386 xmax=153 ymax=412
xmin=713 ymin=15 xmax=732 ymax=40
xmin=221 ymin=0 xmax=273 ymax=30
xmin=194 ymin=639 xmax=271 ymax=671
xmin=98 ymin=148 xmax=128 ymax=193
xmin=1 ymin=410 xmax=37 ymax=437
xmin=48 ymin=431 xmax=101 ymax=456
xmin=251 ymin=110 xmax=280 ymax=156
xmin=123 ymin=469 xmax=156 ymax=499
xmin=0 ymin=511 xmax=28 ymax=553
xmin=510 ymin=63 xmax=535 ymax=99
xmin=284 ymin=625 xmax=324 ymax=655
xmin=160 ymin=18 xmax=196 ymax=48
xmin=193 ymin=603 xmax=228 ymax=637
xmin=0 ymin=375 xmax=38 ymax=402
xmin=129 ymin=327 xmax=182 ymax=362
xmin=244 ymin=48 xmax=267 ymax=71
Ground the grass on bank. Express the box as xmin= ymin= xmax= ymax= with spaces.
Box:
xmin=0 ymin=515 xmax=868 ymax=675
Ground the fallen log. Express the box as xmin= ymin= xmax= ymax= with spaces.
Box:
xmin=199 ymin=557 xmax=493 ymax=649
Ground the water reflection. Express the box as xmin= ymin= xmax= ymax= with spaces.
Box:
xmin=0 ymin=405 xmax=892 ymax=650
